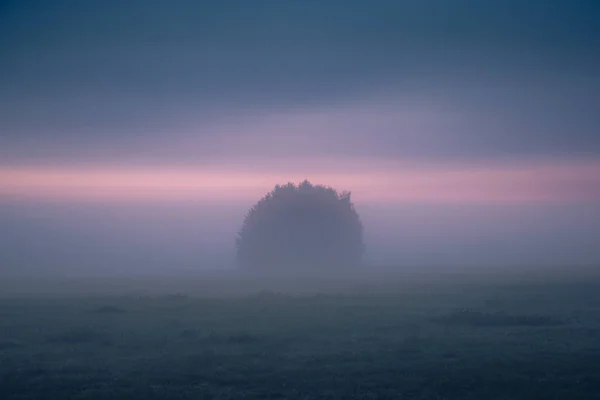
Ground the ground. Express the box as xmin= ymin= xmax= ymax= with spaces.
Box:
xmin=1 ymin=275 xmax=600 ymax=399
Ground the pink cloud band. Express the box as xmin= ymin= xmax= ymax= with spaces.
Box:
xmin=1 ymin=158 xmax=599 ymax=204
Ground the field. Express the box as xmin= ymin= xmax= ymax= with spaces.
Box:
xmin=1 ymin=274 xmax=600 ymax=399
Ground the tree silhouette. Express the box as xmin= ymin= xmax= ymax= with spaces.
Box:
xmin=236 ymin=180 xmax=364 ymax=272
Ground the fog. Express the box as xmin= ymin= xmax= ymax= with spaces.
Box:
xmin=2 ymin=198 xmax=599 ymax=280
xmin=1 ymin=0 xmax=600 ymax=280
xmin=4 ymin=3 xmax=600 ymax=399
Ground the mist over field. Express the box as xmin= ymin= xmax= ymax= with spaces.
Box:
xmin=1 ymin=1 xmax=600 ymax=399
xmin=2 ymin=1 xmax=600 ymax=279
xmin=2 ymin=198 xmax=600 ymax=278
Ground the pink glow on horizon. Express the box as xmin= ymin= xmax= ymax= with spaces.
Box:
xmin=1 ymin=158 xmax=599 ymax=204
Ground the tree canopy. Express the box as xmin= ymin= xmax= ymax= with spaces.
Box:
xmin=236 ymin=180 xmax=364 ymax=272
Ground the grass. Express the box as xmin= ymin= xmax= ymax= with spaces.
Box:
xmin=1 ymin=276 xmax=600 ymax=399
xmin=435 ymin=309 xmax=566 ymax=327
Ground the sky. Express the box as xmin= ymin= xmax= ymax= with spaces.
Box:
xmin=1 ymin=0 xmax=599 ymax=275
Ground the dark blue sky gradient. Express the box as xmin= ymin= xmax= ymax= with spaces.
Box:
xmin=1 ymin=0 xmax=599 ymax=162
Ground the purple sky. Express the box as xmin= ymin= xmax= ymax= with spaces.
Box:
xmin=1 ymin=1 xmax=599 ymax=274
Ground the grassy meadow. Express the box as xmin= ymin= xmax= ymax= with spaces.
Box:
xmin=1 ymin=273 xmax=600 ymax=399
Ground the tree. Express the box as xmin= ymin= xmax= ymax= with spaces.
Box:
xmin=236 ymin=180 xmax=364 ymax=272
